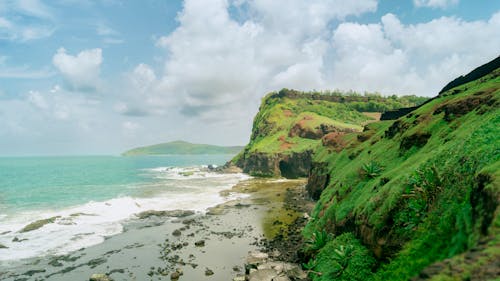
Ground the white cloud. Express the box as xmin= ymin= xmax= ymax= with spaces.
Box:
xmin=96 ymin=23 xmax=119 ymax=36
xmin=0 ymin=65 xmax=54 ymax=79
xmin=145 ymin=0 xmax=500 ymax=148
xmin=27 ymin=90 xmax=49 ymax=109
xmin=52 ymin=48 xmax=103 ymax=90
xmin=329 ymin=12 xmax=500 ymax=95
xmin=17 ymin=0 xmax=54 ymax=19
xmin=413 ymin=0 xmax=459 ymax=9
xmin=154 ymin=0 xmax=378 ymax=121
xmin=0 ymin=0 xmax=55 ymax=41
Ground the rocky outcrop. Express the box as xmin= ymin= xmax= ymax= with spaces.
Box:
xmin=135 ymin=210 xmax=195 ymax=219
xmin=289 ymin=122 xmax=356 ymax=140
xmin=236 ymin=151 xmax=313 ymax=179
xmin=242 ymin=251 xmax=308 ymax=281
xmin=20 ymin=216 xmax=60 ymax=233
xmin=306 ymin=162 xmax=330 ymax=200
xmin=380 ymin=106 xmax=419 ymax=120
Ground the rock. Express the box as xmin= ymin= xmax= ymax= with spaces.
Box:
xmin=217 ymin=163 xmax=243 ymax=174
xmin=205 ymin=268 xmax=214 ymax=276
xmin=170 ymin=271 xmax=180 ymax=280
xmin=136 ymin=210 xmax=195 ymax=219
xmin=233 ymin=265 xmax=242 ymax=272
xmin=233 ymin=275 xmax=246 ymax=281
xmin=248 ymin=269 xmax=278 ymax=281
xmin=20 ymin=216 xmax=60 ymax=233
xmin=273 ymin=275 xmax=291 ymax=281
xmin=286 ymin=266 xmax=308 ymax=280
xmin=306 ymin=162 xmax=330 ymax=200
xmin=172 ymin=229 xmax=182 ymax=236
xmin=175 ymin=268 xmax=183 ymax=276
xmin=0 ymin=243 xmax=8 ymax=249
xmin=246 ymin=251 xmax=269 ymax=266
xmin=237 ymin=151 xmax=313 ymax=179
xmin=194 ymin=240 xmax=205 ymax=247
xmin=12 ymin=236 xmax=28 ymax=242
xmin=89 ymin=273 xmax=113 ymax=281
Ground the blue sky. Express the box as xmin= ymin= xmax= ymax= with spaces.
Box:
xmin=0 ymin=0 xmax=499 ymax=155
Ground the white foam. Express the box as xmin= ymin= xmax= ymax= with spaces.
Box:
xmin=0 ymin=168 xmax=251 ymax=262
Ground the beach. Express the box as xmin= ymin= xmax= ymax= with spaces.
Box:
xmin=0 ymin=177 xmax=312 ymax=281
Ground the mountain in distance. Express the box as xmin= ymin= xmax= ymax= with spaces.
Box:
xmin=122 ymin=140 xmax=243 ymax=156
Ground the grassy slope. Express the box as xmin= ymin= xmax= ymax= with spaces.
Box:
xmin=232 ymin=96 xmax=369 ymax=165
xmin=122 ymin=141 xmax=243 ymax=156
xmin=233 ymin=89 xmax=426 ymax=165
xmin=303 ymin=68 xmax=500 ymax=280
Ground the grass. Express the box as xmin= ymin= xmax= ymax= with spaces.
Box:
xmin=302 ymin=68 xmax=500 ymax=280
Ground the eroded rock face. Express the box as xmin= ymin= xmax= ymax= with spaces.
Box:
xmin=289 ymin=122 xmax=357 ymax=140
xmin=306 ymin=162 xmax=330 ymax=200
xmin=244 ymin=251 xmax=308 ymax=281
xmin=237 ymin=151 xmax=313 ymax=179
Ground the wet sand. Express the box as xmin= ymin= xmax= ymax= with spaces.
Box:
xmin=0 ymin=178 xmax=309 ymax=281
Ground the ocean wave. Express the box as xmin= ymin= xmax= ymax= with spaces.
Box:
xmin=0 ymin=169 xmax=250 ymax=262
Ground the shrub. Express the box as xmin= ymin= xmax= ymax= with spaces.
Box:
xmin=310 ymin=233 xmax=376 ymax=281
xmin=360 ymin=161 xmax=384 ymax=179
xmin=305 ymin=230 xmax=333 ymax=252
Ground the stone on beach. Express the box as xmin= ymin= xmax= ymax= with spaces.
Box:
xmin=136 ymin=210 xmax=195 ymax=219
xmin=89 ymin=273 xmax=113 ymax=281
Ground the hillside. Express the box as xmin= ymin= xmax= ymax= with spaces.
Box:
xmin=231 ymin=89 xmax=427 ymax=178
xmin=122 ymin=141 xmax=243 ymax=156
xmin=235 ymin=57 xmax=499 ymax=280
xmin=301 ymin=60 xmax=499 ymax=280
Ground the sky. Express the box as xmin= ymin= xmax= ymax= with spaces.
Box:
xmin=0 ymin=0 xmax=499 ymax=156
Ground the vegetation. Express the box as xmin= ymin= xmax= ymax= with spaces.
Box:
xmin=302 ymin=63 xmax=499 ymax=280
xmin=122 ymin=140 xmax=243 ymax=156
xmin=309 ymin=233 xmax=376 ymax=281
xmin=238 ymin=58 xmax=499 ymax=280
xmin=232 ymin=89 xmax=427 ymax=177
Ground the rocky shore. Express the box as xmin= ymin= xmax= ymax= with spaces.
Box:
xmin=0 ymin=177 xmax=313 ymax=281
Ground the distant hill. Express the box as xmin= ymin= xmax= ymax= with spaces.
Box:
xmin=122 ymin=141 xmax=243 ymax=156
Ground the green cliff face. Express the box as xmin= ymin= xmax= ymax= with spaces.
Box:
xmin=233 ymin=89 xmax=426 ymax=178
xmin=302 ymin=61 xmax=499 ymax=280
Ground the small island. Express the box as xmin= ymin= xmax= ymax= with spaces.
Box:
xmin=122 ymin=140 xmax=243 ymax=156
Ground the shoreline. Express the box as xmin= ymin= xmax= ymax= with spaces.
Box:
xmin=0 ymin=177 xmax=312 ymax=281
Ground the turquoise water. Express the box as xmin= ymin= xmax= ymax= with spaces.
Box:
xmin=0 ymin=155 xmax=248 ymax=261
xmin=0 ymin=155 xmax=232 ymax=215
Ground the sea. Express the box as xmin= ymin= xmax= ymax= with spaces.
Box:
xmin=0 ymin=155 xmax=249 ymax=263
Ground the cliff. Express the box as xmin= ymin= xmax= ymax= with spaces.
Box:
xmin=301 ymin=59 xmax=499 ymax=280
xmin=232 ymin=89 xmax=427 ymax=178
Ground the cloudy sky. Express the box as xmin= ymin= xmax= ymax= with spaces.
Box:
xmin=0 ymin=0 xmax=499 ymax=156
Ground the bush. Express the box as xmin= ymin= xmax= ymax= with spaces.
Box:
xmin=310 ymin=233 xmax=376 ymax=281
xmin=305 ymin=230 xmax=333 ymax=252
xmin=360 ymin=161 xmax=384 ymax=179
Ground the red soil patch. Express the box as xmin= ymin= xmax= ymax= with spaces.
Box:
xmin=283 ymin=110 xmax=294 ymax=117
xmin=278 ymin=135 xmax=294 ymax=150
xmin=322 ymin=132 xmax=347 ymax=152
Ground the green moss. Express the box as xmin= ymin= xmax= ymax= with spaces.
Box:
xmin=309 ymin=233 xmax=376 ymax=281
